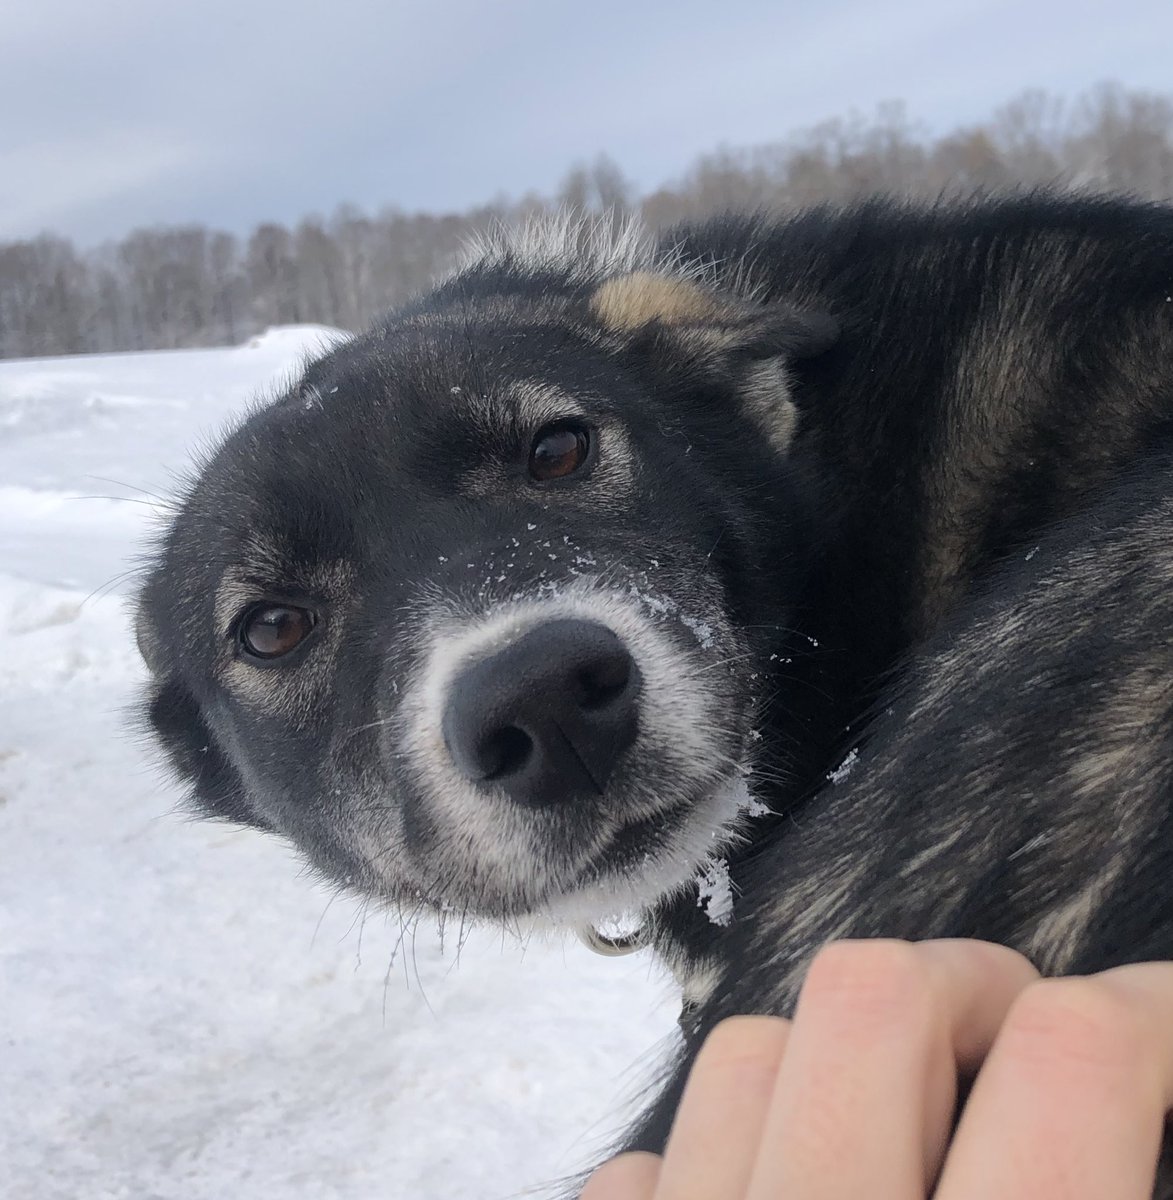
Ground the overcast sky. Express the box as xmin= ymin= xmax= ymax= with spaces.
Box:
xmin=3 ymin=0 xmax=1171 ymax=244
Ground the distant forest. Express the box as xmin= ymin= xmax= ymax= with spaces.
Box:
xmin=4 ymin=84 xmax=1173 ymax=360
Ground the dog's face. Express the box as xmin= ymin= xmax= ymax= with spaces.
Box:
xmin=137 ymin=237 xmax=835 ymax=929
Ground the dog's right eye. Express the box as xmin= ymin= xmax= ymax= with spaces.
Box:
xmin=529 ymin=421 xmax=592 ymax=483
xmin=237 ymin=604 xmax=317 ymax=660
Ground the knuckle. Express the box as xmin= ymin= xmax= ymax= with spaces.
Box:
xmin=800 ymin=939 xmax=933 ymax=1022
xmin=941 ymin=937 xmax=1039 ymax=984
xmin=696 ymin=1015 xmax=788 ymax=1073
xmin=1000 ymin=977 xmax=1147 ymax=1077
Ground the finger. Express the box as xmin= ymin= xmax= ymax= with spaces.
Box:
xmin=651 ymin=1016 xmax=791 ymax=1198
xmin=581 ymin=1152 xmax=662 ymax=1200
xmin=746 ymin=939 xmax=1039 ymax=1200
xmin=937 ymin=962 xmax=1173 ymax=1200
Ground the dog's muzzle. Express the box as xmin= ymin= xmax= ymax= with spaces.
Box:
xmin=440 ymin=618 xmax=643 ymax=808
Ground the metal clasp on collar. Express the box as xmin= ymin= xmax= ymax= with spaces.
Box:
xmin=576 ymin=922 xmax=650 ymax=957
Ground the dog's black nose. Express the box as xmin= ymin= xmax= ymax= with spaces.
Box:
xmin=442 ymin=619 xmax=642 ymax=806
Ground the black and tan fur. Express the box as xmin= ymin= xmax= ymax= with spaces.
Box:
xmin=136 ymin=195 xmax=1173 ymax=1192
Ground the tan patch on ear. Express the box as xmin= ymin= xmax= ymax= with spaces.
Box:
xmin=740 ymin=359 xmax=799 ymax=455
xmin=591 ymin=272 xmax=722 ymax=332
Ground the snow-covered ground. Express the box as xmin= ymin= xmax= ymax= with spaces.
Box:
xmin=0 ymin=330 xmax=679 ymax=1200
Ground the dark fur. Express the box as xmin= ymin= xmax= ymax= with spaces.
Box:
xmin=622 ymin=449 xmax=1173 ymax=1194
xmin=137 ymin=195 xmax=1173 ymax=1191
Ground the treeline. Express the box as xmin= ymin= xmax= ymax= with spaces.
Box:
xmin=3 ymin=83 xmax=1173 ymax=360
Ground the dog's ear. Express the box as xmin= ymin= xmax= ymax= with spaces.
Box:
xmin=590 ymin=272 xmax=838 ymax=453
xmin=135 ymin=601 xmax=165 ymax=677
xmin=144 ymin=676 xmax=264 ymax=828
xmin=135 ymin=587 xmax=264 ymax=829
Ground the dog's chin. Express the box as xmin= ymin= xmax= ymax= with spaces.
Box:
xmin=520 ymin=772 xmax=762 ymax=935
xmin=369 ymin=772 xmax=762 ymax=936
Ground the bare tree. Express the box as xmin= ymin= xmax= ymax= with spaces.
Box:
xmin=246 ymin=223 xmax=301 ymax=327
xmin=3 ymin=83 xmax=1172 ymax=360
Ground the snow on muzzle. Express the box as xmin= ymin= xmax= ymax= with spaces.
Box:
xmin=397 ymin=581 xmax=742 ymax=831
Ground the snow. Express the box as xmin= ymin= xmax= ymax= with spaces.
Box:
xmin=0 ymin=329 xmax=679 ymax=1200
xmin=827 ymin=747 xmax=859 ymax=785
xmin=695 ymin=859 xmax=734 ymax=927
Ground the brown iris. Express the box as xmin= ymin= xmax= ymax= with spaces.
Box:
xmin=238 ymin=604 xmax=316 ymax=659
xmin=529 ymin=422 xmax=591 ymax=482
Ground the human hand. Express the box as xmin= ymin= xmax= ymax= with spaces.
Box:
xmin=582 ymin=939 xmax=1173 ymax=1198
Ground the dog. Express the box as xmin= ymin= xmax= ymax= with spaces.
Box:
xmin=136 ymin=195 xmax=1173 ymax=1188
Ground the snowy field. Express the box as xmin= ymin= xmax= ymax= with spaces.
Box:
xmin=0 ymin=330 xmax=680 ymax=1200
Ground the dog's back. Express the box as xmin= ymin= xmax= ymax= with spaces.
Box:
xmin=620 ymin=449 xmax=1173 ymax=1193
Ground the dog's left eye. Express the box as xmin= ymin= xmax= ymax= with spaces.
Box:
xmin=237 ymin=604 xmax=316 ymax=660
xmin=529 ymin=421 xmax=592 ymax=482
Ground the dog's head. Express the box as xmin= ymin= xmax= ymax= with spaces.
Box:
xmin=136 ymin=219 xmax=836 ymax=930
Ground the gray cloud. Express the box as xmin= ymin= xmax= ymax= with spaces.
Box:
xmin=2 ymin=0 xmax=1171 ymax=242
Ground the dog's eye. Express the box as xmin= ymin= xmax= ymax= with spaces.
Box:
xmin=529 ymin=422 xmax=591 ymax=482
xmin=238 ymin=605 xmax=316 ymax=660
